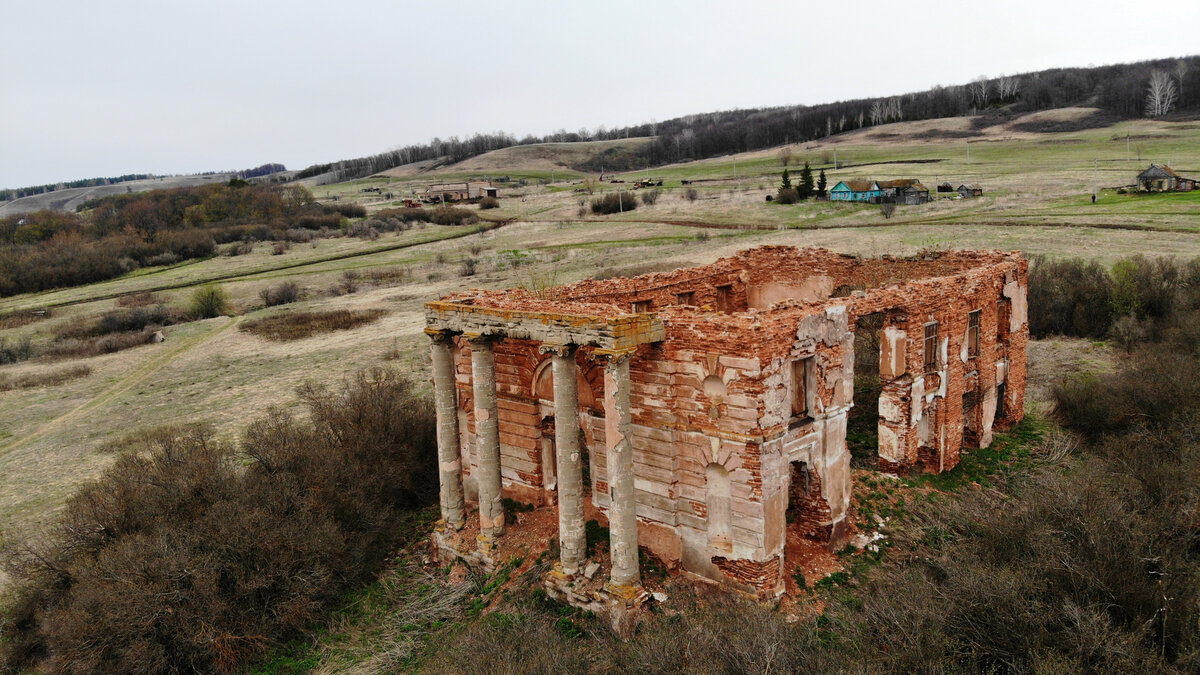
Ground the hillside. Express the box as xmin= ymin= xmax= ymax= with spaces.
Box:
xmin=0 ymin=173 xmax=242 ymax=216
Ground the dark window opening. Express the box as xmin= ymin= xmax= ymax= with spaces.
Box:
xmin=791 ymin=357 xmax=812 ymax=419
xmin=631 ymin=300 xmax=651 ymax=313
xmin=997 ymin=298 xmax=1010 ymax=339
xmin=676 ymin=291 xmax=695 ymax=306
xmin=923 ymin=321 xmax=939 ymax=372
xmin=996 ymin=382 xmax=1007 ymax=420
xmin=967 ymin=309 xmax=981 ymax=358
xmin=715 ymin=284 xmax=732 ymax=312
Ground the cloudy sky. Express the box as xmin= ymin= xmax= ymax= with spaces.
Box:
xmin=1 ymin=0 xmax=1196 ymax=188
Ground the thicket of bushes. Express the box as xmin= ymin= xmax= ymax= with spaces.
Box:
xmin=240 ymin=309 xmax=386 ymax=341
xmin=590 ymin=192 xmax=637 ymax=215
xmin=0 ymin=182 xmax=371 ymax=297
xmin=0 ymin=369 xmax=437 ymax=673
xmin=1029 ymin=254 xmax=1200 ymax=340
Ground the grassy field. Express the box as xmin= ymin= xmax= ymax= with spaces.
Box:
xmin=1 ymin=107 xmax=1199 ymax=578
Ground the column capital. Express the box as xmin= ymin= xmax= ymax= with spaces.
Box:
xmin=463 ymin=331 xmax=502 ymax=347
xmin=425 ymin=328 xmax=459 ymax=345
xmin=538 ymin=342 xmax=577 ymax=357
xmin=591 ymin=346 xmax=637 ymax=363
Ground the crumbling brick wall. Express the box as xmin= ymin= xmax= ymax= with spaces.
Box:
xmin=429 ymin=246 xmax=1027 ymax=598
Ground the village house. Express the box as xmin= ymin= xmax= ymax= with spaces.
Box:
xmin=832 ymin=179 xmax=929 ymax=204
xmin=423 ymin=247 xmax=1028 ymax=609
xmin=957 ymin=184 xmax=984 ymax=198
xmin=829 ymin=180 xmax=883 ymax=202
xmin=1136 ymin=164 xmax=1196 ymax=192
xmin=424 ymin=181 xmax=499 ymax=203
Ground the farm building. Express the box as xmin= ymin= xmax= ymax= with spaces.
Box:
xmin=937 ymin=181 xmax=955 ymax=193
xmin=424 ymin=246 xmax=1028 ymax=609
xmin=878 ymin=179 xmax=930 ymax=205
xmin=957 ymin=184 xmax=984 ymax=198
xmin=1136 ymin=164 xmax=1196 ymax=192
xmin=424 ymin=182 xmax=498 ymax=202
xmin=829 ymin=180 xmax=883 ymax=202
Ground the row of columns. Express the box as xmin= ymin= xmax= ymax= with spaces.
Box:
xmin=428 ymin=330 xmax=640 ymax=590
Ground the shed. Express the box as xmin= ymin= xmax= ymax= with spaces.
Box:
xmin=957 ymin=184 xmax=983 ymax=198
xmin=1137 ymin=164 xmax=1190 ymax=192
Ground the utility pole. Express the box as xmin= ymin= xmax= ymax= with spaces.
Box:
xmin=966 ymin=141 xmax=970 ymax=163
xmin=618 ymin=189 xmax=623 ymax=214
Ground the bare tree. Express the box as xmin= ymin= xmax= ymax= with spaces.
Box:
xmin=997 ymin=74 xmax=1020 ymax=100
xmin=778 ymin=147 xmax=793 ymax=167
xmin=1145 ymin=70 xmax=1178 ymax=117
xmin=969 ymin=76 xmax=990 ymax=108
xmin=869 ymin=100 xmax=885 ymax=125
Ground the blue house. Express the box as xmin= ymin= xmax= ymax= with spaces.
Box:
xmin=830 ymin=180 xmax=883 ymax=202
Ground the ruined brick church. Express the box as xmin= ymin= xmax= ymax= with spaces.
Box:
xmin=424 ymin=246 xmax=1027 ymax=600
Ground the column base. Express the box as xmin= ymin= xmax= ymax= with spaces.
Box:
xmin=601 ymin=581 xmax=648 ymax=607
xmin=435 ymin=518 xmax=466 ymax=533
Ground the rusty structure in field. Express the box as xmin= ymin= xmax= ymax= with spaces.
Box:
xmin=424 ymin=246 xmax=1028 ymax=600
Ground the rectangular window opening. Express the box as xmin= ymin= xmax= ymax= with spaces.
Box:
xmin=676 ymin=291 xmax=695 ymax=306
xmin=997 ymin=298 xmax=1010 ymax=339
xmin=715 ymin=285 xmax=732 ymax=312
xmin=923 ymin=321 xmax=939 ymax=372
xmin=631 ymin=300 xmax=651 ymax=313
xmin=967 ymin=309 xmax=981 ymax=358
xmin=791 ymin=357 xmax=812 ymax=419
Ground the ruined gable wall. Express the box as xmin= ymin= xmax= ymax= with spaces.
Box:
xmin=848 ymin=255 xmax=1028 ymax=472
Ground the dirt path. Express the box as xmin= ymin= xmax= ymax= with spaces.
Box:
xmin=0 ymin=316 xmax=239 ymax=459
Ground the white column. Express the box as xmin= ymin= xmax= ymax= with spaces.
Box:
xmin=469 ymin=334 xmax=504 ymax=547
xmin=543 ymin=343 xmax=586 ymax=574
xmin=429 ymin=330 xmax=465 ymax=529
xmin=602 ymin=350 xmax=639 ymax=588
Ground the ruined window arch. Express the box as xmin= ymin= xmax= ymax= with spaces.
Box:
xmin=532 ymin=356 xmax=597 ymax=409
xmin=705 ymin=463 xmax=732 ymax=552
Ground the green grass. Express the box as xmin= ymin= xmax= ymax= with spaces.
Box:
xmin=904 ymin=415 xmax=1048 ymax=491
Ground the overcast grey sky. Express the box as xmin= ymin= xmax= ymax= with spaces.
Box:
xmin=1 ymin=0 xmax=1196 ymax=188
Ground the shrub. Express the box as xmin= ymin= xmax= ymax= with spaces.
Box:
xmin=259 ymin=281 xmax=300 ymax=307
xmin=55 ymin=306 xmax=178 ymax=340
xmin=431 ymin=207 xmax=477 ymax=226
xmin=43 ymin=328 xmax=159 ymax=359
xmin=479 ymin=196 xmax=500 ymax=209
xmin=0 ymin=365 xmax=91 ymax=391
xmin=776 ymin=187 xmax=799 ymax=204
xmin=1028 ymin=257 xmax=1113 ymax=338
xmin=325 ymin=202 xmax=367 ymax=218
xmin=640 ymin=189 xmax=661 ymax=205
xmin=0 ymin=369 xmax=436 ymax=673
xmin=240 ymin=309 xmax=386 ymax=341
xmin=590 ymin=192 xmax=638 ymax=215
xmin=880 ymin=202 xmax=897 ymax=219
xmin=0 ymin=335 xmax=34 ymax=364
xmin=190 ymin=285 xmax=229 ymax=319
xmin=459 ymin=257 xmax=478 ymax=277
xmin=684 ymin=187 xmax=699 ymax=202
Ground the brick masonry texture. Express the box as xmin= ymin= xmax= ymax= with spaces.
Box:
xmin=426 ymin=246 xmax=1028 ymax=597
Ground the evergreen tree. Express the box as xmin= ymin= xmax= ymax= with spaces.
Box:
xmin=779 ymin=168 xmax=792 ymax=191
xmin=798 ymin=162 xmax=814 ymax=200
xmin=817 ymin=169 xmax=827 ymax=198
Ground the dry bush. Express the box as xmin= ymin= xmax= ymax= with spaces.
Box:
xmin=775 ymin=187 xmax=799 ymax=204
xmin=431 ymin=207 xmax=478 ymax=226
xmin=115 ymin=292 xmax=163 ymax=308
xmin=0 ymin=308 xmax=51 ymax=329
xmin=0 ymin=369 xmax=436 ymax=673
xmin=479 ymin=196 xmax=500 ymax=209
xmin=42 ymin=328 xmax=159 ymax=360
xmin=683 ymin=187 xmax=699 ymax=202
xmin=55 ymin=305 xmax=179 ymax=341
xmin=0 ymin=364 xmax=91 ymax=391
xmin=590 ymin=192 xmax=637 ymax=215
xmin=259 ymin=281 xmax=300 ymax=307
xmin=640 ymin=189 xmax=661 ymax=205
xmin=879 ymin=202 xmax=897 ymax=219
xmin=240 ymin=309 xmax=386 ymax=341
xmin=0 ymin=335 xmax=34 ymax=364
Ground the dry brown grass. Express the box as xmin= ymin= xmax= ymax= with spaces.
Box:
xmin=0 ymin=365 xmax=91 ymax=392
xmin=241 ymin=309 xmax=387 ymax=342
